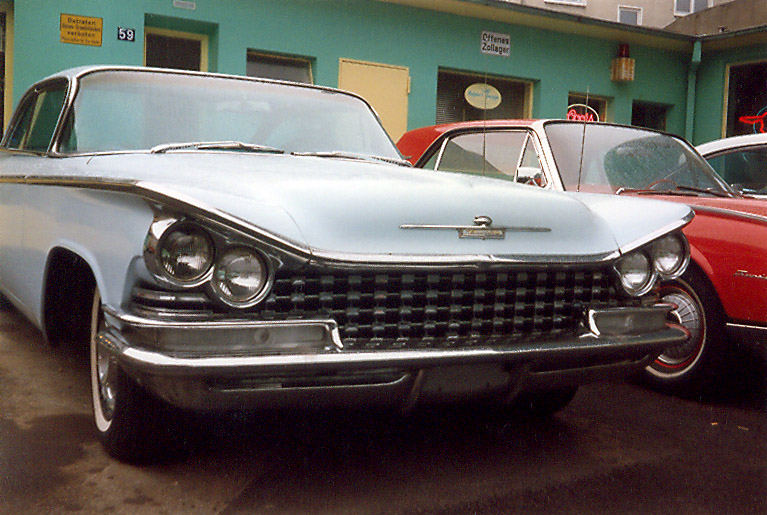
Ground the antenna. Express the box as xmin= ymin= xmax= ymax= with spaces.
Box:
xmin=482 ymin=70 xmax=488 ymax=177
xmin=576 ymin=88 xmax=590 ymax=192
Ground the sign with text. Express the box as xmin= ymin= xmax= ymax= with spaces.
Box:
xmin=465 ymin=83 xmax=502 ymax=110
xmin=60 ymin=14 xmax=102 ymax=46
xmin=481 ymin=31 xmax=510 ymax=57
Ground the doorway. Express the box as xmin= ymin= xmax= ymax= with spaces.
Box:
xmin=144 ymin=27 xmax=208 ymax=71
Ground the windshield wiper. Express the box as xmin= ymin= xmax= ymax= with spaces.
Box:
xmin=616 ymin=185 xmax=731 ymax=197
xmin=674 ymin=185 xmax=734 ymax=198
xmin=291 ymin=150 xmax=412 ymax=167
xmin=150 ymin=141 xmax=285 ymax=154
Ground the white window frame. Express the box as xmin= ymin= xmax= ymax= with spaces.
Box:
xmin=618 ymin=6 xmax=642 ymax=25
xmin=674 ymin=0 xmax=711 ymax=16
xmin=544 ymin=0 xmax=586 ymax=7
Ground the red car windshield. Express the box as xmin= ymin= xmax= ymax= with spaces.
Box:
xmin=544 ymin=122 xmax=734 ymax=196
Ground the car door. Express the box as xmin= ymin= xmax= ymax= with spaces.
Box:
xmin=0 ymin=80 xmax=68 ymax=319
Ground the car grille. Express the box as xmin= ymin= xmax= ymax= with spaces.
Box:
xmin=131 ymin=268 xmax=627 ymax=349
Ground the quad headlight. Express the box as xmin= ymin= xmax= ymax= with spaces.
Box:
xmin=144 ymin=216 xmax=273 ymax=308
xmin=615 ymin=251 xmax=655 ymax=297
xmin=146 ymin=221 xmax=215 ymax=287
xmin=650 ymin=233 xmax=689 ymax=279
xmin=210 ymin=247 xmax=270 ymax=308
xmin=615 ymin=231 xmax=689 ymax=297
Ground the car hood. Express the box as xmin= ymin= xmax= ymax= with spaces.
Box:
xmin=75 ymin=153 xmax=692 ymax=262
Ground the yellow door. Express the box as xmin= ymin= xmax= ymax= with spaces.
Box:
xmin=338 ymin=58 xmax=409 ymax=141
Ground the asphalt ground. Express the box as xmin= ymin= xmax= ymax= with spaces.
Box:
xmin=1 ymin=304 xmax=765 ymax=514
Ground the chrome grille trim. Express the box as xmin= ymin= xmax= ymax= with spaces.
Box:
xmin=130 ymin=268 xmax=629 ymax=349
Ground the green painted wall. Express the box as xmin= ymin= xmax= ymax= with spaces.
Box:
xmin=13 ymin=0 xmax=692 ymax=135
xmin=694 ymin=42 xmax=767 ymax=145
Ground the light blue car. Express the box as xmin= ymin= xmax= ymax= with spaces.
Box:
xmin=0 ymin=66 xmax=692 ymax=461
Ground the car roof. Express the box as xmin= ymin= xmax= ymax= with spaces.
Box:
xmin=696 ymin=132 xmax=767 ymax=156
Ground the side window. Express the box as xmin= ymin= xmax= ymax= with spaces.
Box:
xmin=707 ymin=148 xmax=767 ymax=193
xmin=6 ymin=84 xmax=67 ymax=152
xmin=517 ymin=135 xmax=547 ymax=187
xmin=435 ymin=131 xmax=527 ymax=180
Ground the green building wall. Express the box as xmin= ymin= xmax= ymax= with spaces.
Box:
xmin=14 ymin=0 xmax=695 ymax=136
xmin=694 ymin=42 xmax=767 ymax=145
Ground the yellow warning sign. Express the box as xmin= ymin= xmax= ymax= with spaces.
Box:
xmin=60 ymin=14 xmax=102 ymax=47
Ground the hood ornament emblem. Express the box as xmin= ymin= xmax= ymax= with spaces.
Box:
xmin=400 ymin=215 xmax=550 ymax=240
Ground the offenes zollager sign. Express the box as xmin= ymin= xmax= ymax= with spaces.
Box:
xmin=480 ymin=31 xmax=510 ymax=57
xmin=60 ymin=14 xmax=103 ymax=47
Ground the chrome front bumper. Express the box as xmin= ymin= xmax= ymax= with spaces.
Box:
xmin=98 ymin=304 xmax=688 ymax=411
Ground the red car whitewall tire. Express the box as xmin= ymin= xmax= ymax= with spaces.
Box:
xmin=643 ymin=270 xmax=727 ymax=396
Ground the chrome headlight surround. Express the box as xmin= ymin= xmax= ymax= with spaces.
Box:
xmin=144 ymin=215 xmax=274 ymax=308
xmin=144 ymin=218 xmax=215 ymax=288
xmin=615 ymin=250 xmax=657 ymax=297
xmin=614 ymin=231 xmax=690 ymax=297
xmin=649 ymin=232 xmax=689 ymax=280
xmin=209 ymin=246 xmax=273 ymax=308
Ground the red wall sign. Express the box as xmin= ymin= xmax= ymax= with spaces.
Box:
xmin=566 ymin=104 xmax=599 ymax=122
xmin=739 ymin=109 xmax=767 ymax=133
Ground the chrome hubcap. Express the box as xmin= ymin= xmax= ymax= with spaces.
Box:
xmin=96 ymin=340 xmax=116 ymax=421
xmin=657 ymin=290 xmax=704 ymax=368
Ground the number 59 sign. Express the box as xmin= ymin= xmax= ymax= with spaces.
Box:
xmin=117 ymin=27 xmax=136 ymax=42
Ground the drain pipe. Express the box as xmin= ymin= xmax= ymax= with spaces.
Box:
xmin=685 ymin=39 xmax=702 ymax=143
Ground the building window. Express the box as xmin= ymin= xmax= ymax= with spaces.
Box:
xmin=674 ymin=0 xmax=711 ymax=15
xmin=436 ymin=69 xmax=532 ymax=124
xmin=246 ymin=52 xmax=313 ymax=84
xmin=618 ymin=6 xmax=642 ymax=25
xmin=725 ymin=61 xmax=767 ymax=137
xmin=544 ymin=0 xmax=586 ymax=6
xmin=144 ymin=28 xmax=208 ymax=72
xmin=567 ymin=93 xmax=608 ymax=122
xmin=631 ymin=101 xmax=669 ymax=131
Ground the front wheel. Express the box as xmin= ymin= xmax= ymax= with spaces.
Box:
xmin=89 ymin=288 xmax=181 ymax=462
xmin=642 ymin=270 xmax=726 ymax=396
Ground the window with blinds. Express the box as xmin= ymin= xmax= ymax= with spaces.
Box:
xmin=246 ymin=52 xmax=313 ymax=84
xmin=436 ymin=70 xmax=531 ymax=124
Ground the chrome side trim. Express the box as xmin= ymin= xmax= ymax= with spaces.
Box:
xmin=726 ymin=322 xmax=767 ymax=333
xmin=0 ymin=175 xmax=624 ymax=266
xmin=692 ymin=205 xmax=767 ymax=225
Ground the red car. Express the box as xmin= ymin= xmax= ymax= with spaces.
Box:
xmin=398 ymin=120 xmax=767 ymax=395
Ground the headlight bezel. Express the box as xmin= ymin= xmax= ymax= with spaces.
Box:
xmin=144 ymin=218 xmax=216 ymax=288
xmin=143 ymin=215 xmax=275 ymax=308
xmin=650 ymin=232 xmax=690 ymax=280
xmin=208 ymin=246 xmax=273 ymax=309
xmin=614 ymin=249 xmax=657 ymax=297
xmin=614 ymin=230 xmax=690 ymax=297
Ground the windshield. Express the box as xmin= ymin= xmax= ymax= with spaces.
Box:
xmin=59 ymin=70 xmax=401 ymax=159
xmin=544 ymin=122 xmax=733 ymax=195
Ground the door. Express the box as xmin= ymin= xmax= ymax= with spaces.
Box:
xmin=338 ymin=58 xmax=409 ymax=141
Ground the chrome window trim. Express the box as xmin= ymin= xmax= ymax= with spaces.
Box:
xmin=431 ymin=128 xmax=553 ymax=189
